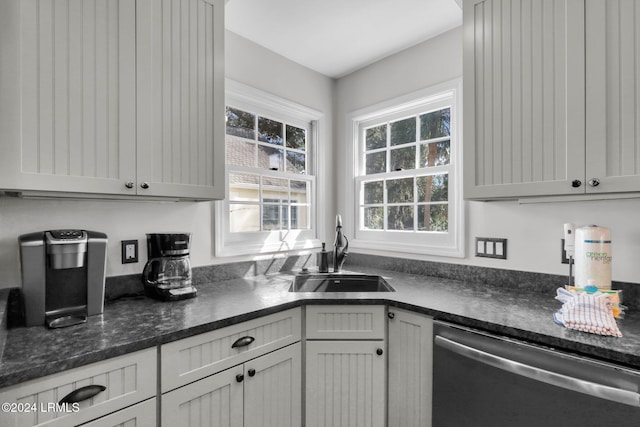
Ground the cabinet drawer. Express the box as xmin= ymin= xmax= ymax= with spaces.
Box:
xmin=306 ymin=305 xmax=385 ymax=340
xmin=161 ymin=308 xmax=302 ymax=392
xmin=0 ymin=347 xmax=157 ymax=427
xmin=81 ymin=398 xmax=156 ymax=427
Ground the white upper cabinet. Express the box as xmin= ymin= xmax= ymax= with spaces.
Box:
xmin=136 ymin=0 xmax=225 ymax=199
xmin=0 ymin=0 xmax=224 ymax=200
xmin=464 ymin=0 xmax=640 ymax=200
xmin=464 ymin=0 xmax=585 ymax=199
xmin=585 ymin=0 xmax=640 ymax=194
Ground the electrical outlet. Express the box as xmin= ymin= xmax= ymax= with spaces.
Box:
xmin=475 ymin=237 xmax=507 ymax=259
xmin=121 ymin=240 xmax=138 ymax=264
xmin=560 ymin=239 xmax=571 ymax=264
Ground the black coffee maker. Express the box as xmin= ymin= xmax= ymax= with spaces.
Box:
xmin=142 ymin=233 xmax=196 ymax=301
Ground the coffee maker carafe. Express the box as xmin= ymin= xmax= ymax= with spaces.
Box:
xmin=19 ymin=230 xmax=108 ymax=328
xmin=142 ymin=233 xmax=196 ymax=301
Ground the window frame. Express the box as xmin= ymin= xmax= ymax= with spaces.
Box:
xmin=345 ymin=79 xmax=464 ymax=258
xmin=215 ymin=79 xmax=325 ymax=257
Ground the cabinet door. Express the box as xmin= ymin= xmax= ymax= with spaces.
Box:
xmin=0 ymin=0 xmax=137 ymax=196
xmin=136 ymin=0 xmax=225 ymax=200
xmin=81 ymin=398 xmax=156 ymax=427
xmin=463 ymin=0 xmax=585 ymax=199
xmin=161 ymin=368 xmax=243 ymax=427
xmin=161 ymin=308 xmax=301 ymax=393
xmin=387 ymin=309 xmax=433 ymax=427
xmin=244 ymin=343 xmax=302 ymax=427
xmin=585 ymin=0 xmax=640 ymax=193
xmin=305 ymin=341 xmax=386 ymax=427
xmin=0 ymin=348 xmax=156 ymax=427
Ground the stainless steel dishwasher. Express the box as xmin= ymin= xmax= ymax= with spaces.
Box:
xmin=433 ymin=322 xmax=640 ymax=427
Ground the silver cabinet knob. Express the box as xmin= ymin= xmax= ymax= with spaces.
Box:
xmin=140 ymin=182 xmax=150 ymax=189
xmin=588 ymin=178 xmax=600 ymax=187
xmin=125 ymin=181 xmax=134 ymax=189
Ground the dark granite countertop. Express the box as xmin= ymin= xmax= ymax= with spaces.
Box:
xmin=1 ymin=267 xmax=639 ymax=388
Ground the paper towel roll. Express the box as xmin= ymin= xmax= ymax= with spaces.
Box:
xmin=574 ymin=225 xmax=612 ymax=289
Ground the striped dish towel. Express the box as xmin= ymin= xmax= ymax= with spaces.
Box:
xmin=554 ymin=288 xmax=622 ymax=337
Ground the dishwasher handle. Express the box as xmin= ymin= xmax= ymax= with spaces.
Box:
xmin=435 ymin=335 xmax=640 ymax=408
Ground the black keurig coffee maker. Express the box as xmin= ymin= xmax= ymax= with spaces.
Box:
xmin=142 ymin=233 xmax=196 ymax=301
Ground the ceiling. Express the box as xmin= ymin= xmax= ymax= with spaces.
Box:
xmin=225 ymin=0 xmax=462 ymax=79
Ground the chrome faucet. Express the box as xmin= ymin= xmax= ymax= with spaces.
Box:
xmin=333 ymin=214 xmax=349 ymax=272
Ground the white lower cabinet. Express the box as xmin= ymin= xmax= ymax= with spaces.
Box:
xmin=305 ymin=305 xmax=387 ymax=427
xmin=161 ymin=343 xmax=301 ymax=427
xmin=80 ymin=398 xmax=156 ymax=427
xmin=305 ymin=341 xmax=386 ymax=427
xmin=387 ymin=308 xmax=434 ymax=427
xmin=0 ymin=348 xmax=157 ymax=427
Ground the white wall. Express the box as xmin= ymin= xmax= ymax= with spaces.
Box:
xmin=0 ymin=30 xmax=335 ymax=288
xmin=335 ymin=26 xmax=640 ymax=284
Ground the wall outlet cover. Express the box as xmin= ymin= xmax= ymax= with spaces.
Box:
xmin=475 ymin=237 xmax=507 ymax=260
xmin=121 ymin=240 xmax=138 ymax=264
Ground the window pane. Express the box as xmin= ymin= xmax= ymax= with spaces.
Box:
xmin=262 ymin=204 xmax=282 ymax=230
xmin=258 ymin=117 xmax=284 ymax=145
xmin=420 ymin=140 xmax=450 ymax=167
xmin=291 ymin=205 xmax=310 ymax=230
xmin=262 ymin=177 xmax=288 ymax=202
xmin=390 ymin=117 xmax=416 ymax=146
xmin=226 ymin=137 xmax=256 ymax=168
xmin=366 ymin=152 xmax=386 ymax=175
xmin=417 ymin=174 xmax=448 ymax=203
xmin=390 ymin=146 xmax=416 ymax=171
xmin=286 ymin=151 xmax=306 ymax=174
xmin=364 ymin=181 xmax=384 ymax=204
xmin=420 ymin=108 xmax=450 ymax=140
xmin=229 ymin=173 xmax=260 ymax=202
xmin=387 ymin=178 xmax=414 ymax=203
xmin=290 ymin=180 xmax=309 ymax=204
xmin=365 ymin=125 xmax=387 ymax=150
xmin=364 ymin=207 xmax=384 ymax=229
xmin=286 ymin=125 xmax=306 ymax=150
xmin=418 ymin=204 xmax=448 ymax=232
xmin=387 ymin=206 xmax=414 ymax=230
xmin=230 ymin=204 xmax=260 ymax=232
xmin=258 ymin=145 xmax=284 ymax=171
xmin=226 ymin=107 xmax=255 ymax=139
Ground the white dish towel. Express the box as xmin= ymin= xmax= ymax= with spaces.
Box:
xmin=554 ymin=288 xmax=622 ymax=337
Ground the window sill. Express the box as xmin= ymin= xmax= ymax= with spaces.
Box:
xmin=215 ymin=237 xmax=322 ymax=258
xmin=349 ymin=237 xmax=464 ymax=259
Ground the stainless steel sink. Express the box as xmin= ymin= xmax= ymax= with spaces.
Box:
xmin=289 ymin=273 xmax=395 ymax=292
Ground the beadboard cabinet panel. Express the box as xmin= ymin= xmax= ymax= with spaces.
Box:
xmin=305 ymin=341 xmax=386 ymax=427
xmin=243 ymin=343 xmax=302 ymax=427
xmin=0 ymin=0 xmax=224 ymax=199
xmin=388 ymin=309 xmax=433 ymax=427
xmin=463 ymin=0 xmax=585 ymax=199
xmin=0 ymin=348 xmax=156 ymax=427
xmin=161 ymin=308 xmax=301 ymax=393
xmin=81 ymin=398 xmax=156 ymax=427
xmin=162 ymin=367 xmax=244 ymax=427
xmin=585 ymin=0 xmax=640 ymax=193
xmin=136 ymin=0 xmax=225 ymax=199
xmin=0 ymin=0 xmax=138 ymax=195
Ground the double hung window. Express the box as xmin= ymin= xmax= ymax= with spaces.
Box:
xmin=215 ymin=81 xmax=322 ymax=256
xmin=349 ymin=81 xmax=463 ymax=257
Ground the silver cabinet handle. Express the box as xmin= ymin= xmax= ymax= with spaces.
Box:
xmin=435 ymin=335 xmax=640 ymax=407
xmin=125 ymin=181 xmax=134 ymax=189
xmin=140 ymin=182 xmax=150 ymax=189
xmin=588 ymin=178 xmax=600 ymax=187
